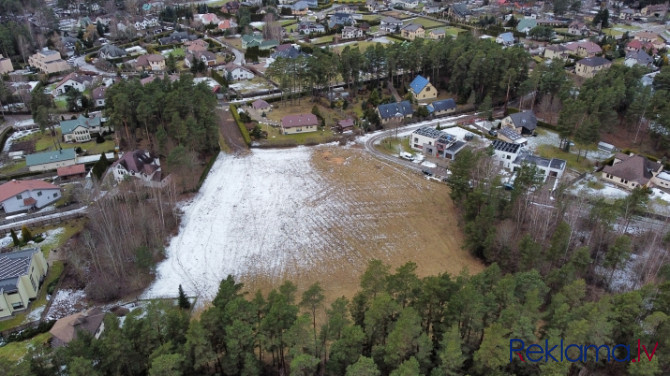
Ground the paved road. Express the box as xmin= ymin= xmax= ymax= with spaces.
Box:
xmin=73 ymin=56 xmax=115 ymax=76
xmin=210 ymin=37 xmax=245 ymax=65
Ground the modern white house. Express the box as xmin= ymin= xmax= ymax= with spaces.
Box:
xmin=53 ymin=73 xmax=93 ymax=96
xmin=0 ymin=248 xmax=49 ymax=318
xmin=223 ymin=64 xmax=255 ymax=80
xmin=0 ymin=179 xmax=62 ymax=214
xmin=491 ymin=139 xmax=522 ymax=169
xmin=61 ymin=115 xmax=108 ymax=143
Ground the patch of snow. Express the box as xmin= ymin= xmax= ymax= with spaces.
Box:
xmin=420 ymin=161 xmax=437 ymax=168
xmin=143 ymin=147 xmax=354 ymax=302
xmin=23 ymin=306 xmax=45 ymax=323
xmin=0 ymin=233 xmax=12 ymax=248
xmin=371 ymin=37 xmax=392 ymax=44
xmin=45 ymin=289 xmax=87 ymax=320
xmin=569 ymin=174 xmax=629 ymax=200
xmin=596 ymin=254 xmax=640 ymax=293
xmin=442 ymin=125 xmax=477 ymax=141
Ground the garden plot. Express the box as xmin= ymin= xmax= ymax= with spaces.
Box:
xmin=145 ymin=146 xmax=482 ymax=303
xmin=228 ymin=78 xmax=275 ymax=95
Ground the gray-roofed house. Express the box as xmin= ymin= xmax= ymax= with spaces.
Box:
xmin=328 ymin=13 xmax=356 ymax=28
xmin=26 ymin=148 xmax=77 ymax=172
xmin=0 ymin=248 xmax=48 ymax=318
xmin=624 ymin=50 xmax=654 ymax=68
xmin=501 ymin=110 xmax=538 ymax=135
xmin=159 ymin=31 xmax=197 ymax=45
xmin=408 ymin=75 xmax=436 ymax=101
xmin=602 ymin=153 xmax=663 ymax=190
xmin=516 ymin=18 xmax=537 ymax=34
xmin=410 ymin=127 xmax=464 ymax=159
xmin=401 ymin=23 xmax=425 ymax=40
xmin=280 ymin=114 xmax=319 ymax=134
xmin=380 ymin=16 xmax=403 ymax=32
xmin=252 ymin=99 xmax=271 ymax=111
xmin=98 ymin=44 xmax=127 ymax=60
xmin=112 ymin=150 xmax=166 ymax=187
xmin=428 ymin=28 xmax=446 ymax=40
xmin=512 ymin=150 xmax=566 ymax=180
xmin=376 ymin=101 xmax=413 ymax=124
xmin=575 ymin=57 xmax=612 ymax=78
xmin=427 ymin=98 xmax=456 ymax=116
xmin=448 ymin=3 xmax=471 ymax=21
xmin=92 ymin=86 xmax=107 ymax=107
xmin=497 ymin=127 xmax=528 ymax=145
xmin=61 ymin=114 xmax=108 ymax=143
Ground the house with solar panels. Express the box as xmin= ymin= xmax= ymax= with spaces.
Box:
xmin=0 ymin=248 xmax=48 ymax=318
xmin=408 ymin=75 xmax=437 ymax=101
xmin=410 ymin=127 xmax=467 ymax=160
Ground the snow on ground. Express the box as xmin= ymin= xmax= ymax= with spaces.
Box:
xmin=525 ymin=128 xmax=560 ymax=152
xmin=420 ymin=161 xmax=437 ymax=168
xmin=144 ymin=147 xmax=351 ymax=301
xmin=569 ymin=174 xmax=629 ymax=200
xmin=46 ymin=289 xmax=87 ymax=320
xmin=648 ymin=188 xmax=670 ymax=216
xmin=0 ymin=233 xmax=12 ymax=248
xmin=23 ymin=306 xmax=45 ymax=323
xmin=229 ymin=81 xmax=275 ymax=94
xmin=596 ymin=254 xmax=640 ymax=293
xmin=3 ymin=129 xmax=38 ymax=153
xmin=371 ymin=37 xmax=392 ymax=44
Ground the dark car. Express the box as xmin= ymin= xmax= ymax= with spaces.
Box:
xmin=422 ymin=169 xmax=433 ymax=176
xmin=488 ymin=129 xmax=498 ymax=136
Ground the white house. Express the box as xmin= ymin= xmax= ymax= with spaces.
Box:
xmin=223 ymin=64 xmax=254 ymax=80
xmin=53 ymin=73 xmax=93 ymax=96
xmin=512 ymin=150 xmax=566 ymax=180
xmin=341 ymin=26 xmax=363 ymax=40
xmin=61 ymin=115 xmax=108 ymax=143
xmin=0 ymin=180 xmax=62 ymax=213
xmin=111 ymin=150 xmax=166 ymax=187
xmin=491 ymin=139 xmax=522 ymax=169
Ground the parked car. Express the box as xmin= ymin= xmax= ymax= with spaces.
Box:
xmin=400 ymin=152 xmax=414 ymax=161
xmin=422 ymin=169 xmax=433 ymax=176
xmin=488 ymin=129 xmax=498 ymax=136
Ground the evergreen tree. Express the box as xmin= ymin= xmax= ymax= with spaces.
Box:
xmin=10 ymin=228 xmax=20 ymax=246
xmin=21 ymin=225 xmax=32 ymax=243
xmin=177 ymin=284 xmax=190 ymax=310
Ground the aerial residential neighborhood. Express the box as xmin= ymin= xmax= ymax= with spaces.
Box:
xmin=1 ymin=0 xmax=670 ymax=374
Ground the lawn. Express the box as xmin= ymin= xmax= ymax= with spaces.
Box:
xmin=375 ymin=135 xmax=412 ymax=155
xmin=0 ymin=261 xmax=64 ymax=332
xmin=33 ymin=218 xmax=87 ymax=257
xmin=536 ymin=144 xmax=594 ymax=173
xmin=361 ymin=15 xmax=381 ymax=22
xmin=167 ymin=47 xmax=185 ymax=57
xmin=332 ymin=40 xmax=381 ymax=54
xmin=602 ymin=28 xmax=624 ymax=37
xmin=402 ymin=17 xmax=447 ymax=29
xmin=444 ymin=26 xmax=467 ymax=37
xmin=311 ymin=35 xmax=335 ymax=44
xmin=0 ymin=160 xmax=27 ymax=175
xmin=54 ymin=97 xmax=68 ymax=111
xmin=17 ymin=128 xmax=116 ymax=155
xmin=0 ymin=332 xmax=52 ymax=362
xmin=262 ymin=126 xmax=339 ymax=146
xmin=280 ymin=19 xmax=298 ymax=27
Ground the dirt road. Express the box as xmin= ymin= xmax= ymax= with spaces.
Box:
xmin=217 ymin=105 xmax=249 ymax=154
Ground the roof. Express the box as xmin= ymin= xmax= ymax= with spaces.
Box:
xmin=409 ymin=75 xmax=430 ymax=94
xmin=26 ymin=148 xmax=77 ymax=167
xmin=338 ymin=118 xmax=354 ymax=127
xmin=381 ymin=16 xmax=402 ymax=24
xmin=499 ymin=127 xmax=524 ymax=142
xmin=92 ymin=86 xmax=106 ymax=100
xmin=113 ymin=150 xmax=160 ymax=175
xmin=0 ymin=179 xmax=60 ymax=203
xmin=136 ymin=54 xmax=165 ymax=67
xmin=450 ymin=3 xmax=470 ymax=16
xmin=492 ymin=139 xmax=521 ymax=153
xmin=507 ymin=110 xmax=537 ymax=131
xmin=0 ymin=248 xmax=39 ymax=284
xmin=497 ymin=32 xmax=514 ymax=42
xmin=99 ymin=44 xmax=126 ymax=57
xmin=56 ymin=73 xmax=92 ymax=88
xmin=446 ymin=140 xmax=466 ymax=153
xmin=377 ymin=101 xmax=413 ymax=119
xmin=626 ymin=50 xmax=653 ymax=65
xmin=57 ymin=164 xmax=86 ymax=177
xmin=402 ymin=23 xmax=423 ymax=32
xmin=577 ymin=41 xmax=602 ymax=54
xmin=50 ymin=307 xmax=106 ymax=347
xmin=603 ymin=154 xmax=663 ymax=185
xmin=252 ymin=99 xmax=270 ymax=110
xmin=516 ymin=18 xmax=537 ymax=32
xmin=430 ymin=28 xmax=446 ymax=35
xmin=281 ymin=114 xmax=319 ymax=128
xmin=413 ymin=126 xmax=446 ymax=139
xmin=577 ymin=56 xmax=611 ymax=67
xmin=431 ymin=98 xmax=456 ymax=112
xmin=60 ymin=115 xmax=101 ymax=135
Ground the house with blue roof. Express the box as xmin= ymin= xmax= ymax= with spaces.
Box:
xmin=26 ymin=148 xmax=77 ymax=172
xmin=376 ymin=101 xmax=413 ymax=125
xmin=516 ymin=18 xmax=537 ymax=34
xmin=496 ymin=32 xmax=514 ymax=46
xmin=427 ymin=98 xmax=456 ymax=116
xmin=328 ymin=13 xmax=355 ymax=29
xmin=408 ymin=75 xmax=437 ymax=101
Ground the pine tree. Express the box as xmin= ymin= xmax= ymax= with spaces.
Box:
xmin=10 ymin=229 xmax=20 ymax=246
xmin=21 ymin=225 xmax=32 ymax=243
xmin=178 ymin=284 xmax=190 ymax=310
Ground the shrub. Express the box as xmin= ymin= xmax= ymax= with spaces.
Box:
xmin=229 ymin=104 xmax=251 ymax=146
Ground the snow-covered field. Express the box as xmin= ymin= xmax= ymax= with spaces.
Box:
xmin=569 ymin=174 xmax=629 ymax=200
xmin=46 ymin=289 xmax=87 ymax=320
xmin=144 ymin=148 xmax=346 ymax=300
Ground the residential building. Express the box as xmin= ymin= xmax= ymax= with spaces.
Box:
xmin=568 ymin=21 xmax=589 ymax=36
xmin=501 ymin=110 xmax=537 ymax=135
xmin=428 ymin=28 xmax=446 ymax=40
xmin=291 ymin=1 xmax=309 ymax=15
xmin=376 ymin=101 xmax=413 ymax=124
xmin=516 ymin=18 xmax=537 ymax=34
xmin=426 ymin=98 xmax=456 ymax=116
xmin=98 ymin=44 xmax=126 ymax=60
xmin=242 ymin=34 xmax=264 ymax=49
xmin=259 ymin=40 xmax=279 ymax=51
xmin=602 ymin=153 xmax=663 ymax=189
xmin=50 ymin=308 xmax=106 ymax=347
xmin=135 ymin=54 xmax=166 ymax=71
xmin=223 ymin=64 xmax=254 ymax=80
xmin=298 ymin=21 xmax=325 ymax=34
xmin=625 ymin=39 xmax=657 ymax=54
xmin=57 ymin=164 xmax=87 ymax=180
xmin=185 ymin=39 xmax=209 ymax=53
xmin=111 ymin=150 xmax=166 ymax=187
xmin=380 ymin=16 xmax=403 ymax=32
xmin=409 ymin=127 xmax=466 ymax=160
xmin=328 ymin=13 xmax=356 ymax=28
xmin=512 ymin=150 xmax=566 ymax=180
xmin=634 ymin=31 xmax=665 ymax=50
xmin=625 ymin=50 xmax=654 ymax=68
xmin=498 ymin=127 xmax=528 ymax=145
xmin=641 ymin=3 xmax=668 ymax=17
xmin=0 ymin=179 xmax=62 ymax=213
xmin=337 ymin=118 xmax=355 ymax=133
xmin=221 ymin=0 xmax=240 ymax=13
xmin=0 ymin=249 xmax=48 ymax=318
xmin=25 ymin=148 xmax=77 ymax=172
xmin=491 ymin=139 xmax=521 ymax=169
xmin=0 ymin=54 xmax=14 ymax=75
xmin=651 ymin=171 xmax=670 ymax=189
xmin=448 ymin=3 xmax=471 ymax=21
xmin=496 ymin=32 xmax=514 ymax=46
xmin=272 ymin=44 xmax=302 ymax=59
xmin=92 ymin=86 xmax=107 ymax=107
xmin=544 ymin=45 xmax=569 ymax=60
xmin=28 ymin=49 xmax=70 ymax=74
xmin=341 ymin=26 xmax=363 ymax=40
xmin=53 ymin=73 xmax=93 ymax=96
xmin=185 ymin=50 xmax=218 ymax=67
xmin=280 ymin=114 xmax=319 ymax=134
xmin=61 ymin=114 xmax=107 ymax=143
xmin=408 ymin=75 xmax=437 ymax=101
xmin=158 ymin=31 xmax=196 ymax=45
xmin=575 ymin=57 xmax=612 ymax=78
xmin=575 ymin=41 xmax=602 ymax=58
xmin=252 ymin=99 xmax=271 ymax=111
xmin=218 ymin=19 xmax=238 ymax=30
xmin=401 ymin=23 xmax=425 ymax=40
xmin=196 ymin=13 xmax=220 ymax=25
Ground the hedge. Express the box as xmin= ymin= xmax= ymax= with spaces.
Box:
xmin=229 ymin=104 xmax=252 ymax=146
xmin=196 ymin=151 xmax=220 ymax=191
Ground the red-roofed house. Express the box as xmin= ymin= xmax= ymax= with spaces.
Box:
xmin=185 ymin=39 xmax=209 ymax=53
xmin=218 ymin=19 xmax=238 ymax=30
xmin=57 ymin=164 xmax=87 ymax=180
xmin=0 ymin=180 xmax=62 ymax=213
xmin=252 ymin=99 xmax=271 ymax=111
xmin=280 ymin=114 xmax=319 ymax=134
xmin=112 ymin=150 xmax=167 ymax=187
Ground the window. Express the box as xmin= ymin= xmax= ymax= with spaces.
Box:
xmin=414 ymin=137 xmax=418 ymax=142
xmin=16 ymin=194 xmax=22 ymax=199
xmin=37 ymin=191 xmax=42 ymax=196
xmin=11 ymin=302 xmax=24 ymax=310
xmin=507 ymin=155 xmax=511 ymax=160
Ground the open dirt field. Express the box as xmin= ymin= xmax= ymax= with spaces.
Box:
xmin=144 ymin=146 xmax=483 ymax=304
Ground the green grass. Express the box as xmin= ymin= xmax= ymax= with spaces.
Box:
xmin=333 ymin=41 xmax=380 ymax=54
xmin=168 ymin=47 xmax=185 ymax=57
xmin=444 ymin=26 xmax=467 ymax=37
xmin=311 ymin=35 xmax=335 ymax=44
xmin=402 ymin=17 xmax=447 ymax=29
xmin=536 ymin=144 xmax=593 ymax=173
xmin=586 ymin=180 xmax=605 ymax=190
xmin=19 ymin=128 xmax=116 ymax=155
xmin=34 ymin=218 xmax=87 ymax=257
xmin=263 ymin=127 xmax=339 ymax=145
xmin=54 ymin=97 xmax=68 ymax=111
xmin=280 ymin=19 xmax=298 ymax=27
xmin=0 ymin=332 xmax=52 ymax=362
xmin=361 ymin=15 xmax=381 ymax=22
xmin=376 ymin=136 xmax=412 ymax=155
xmin=0 ymin=160 xmax=27 ymax=175
xmin=602 ymin=28 xmax=624 ymax=37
